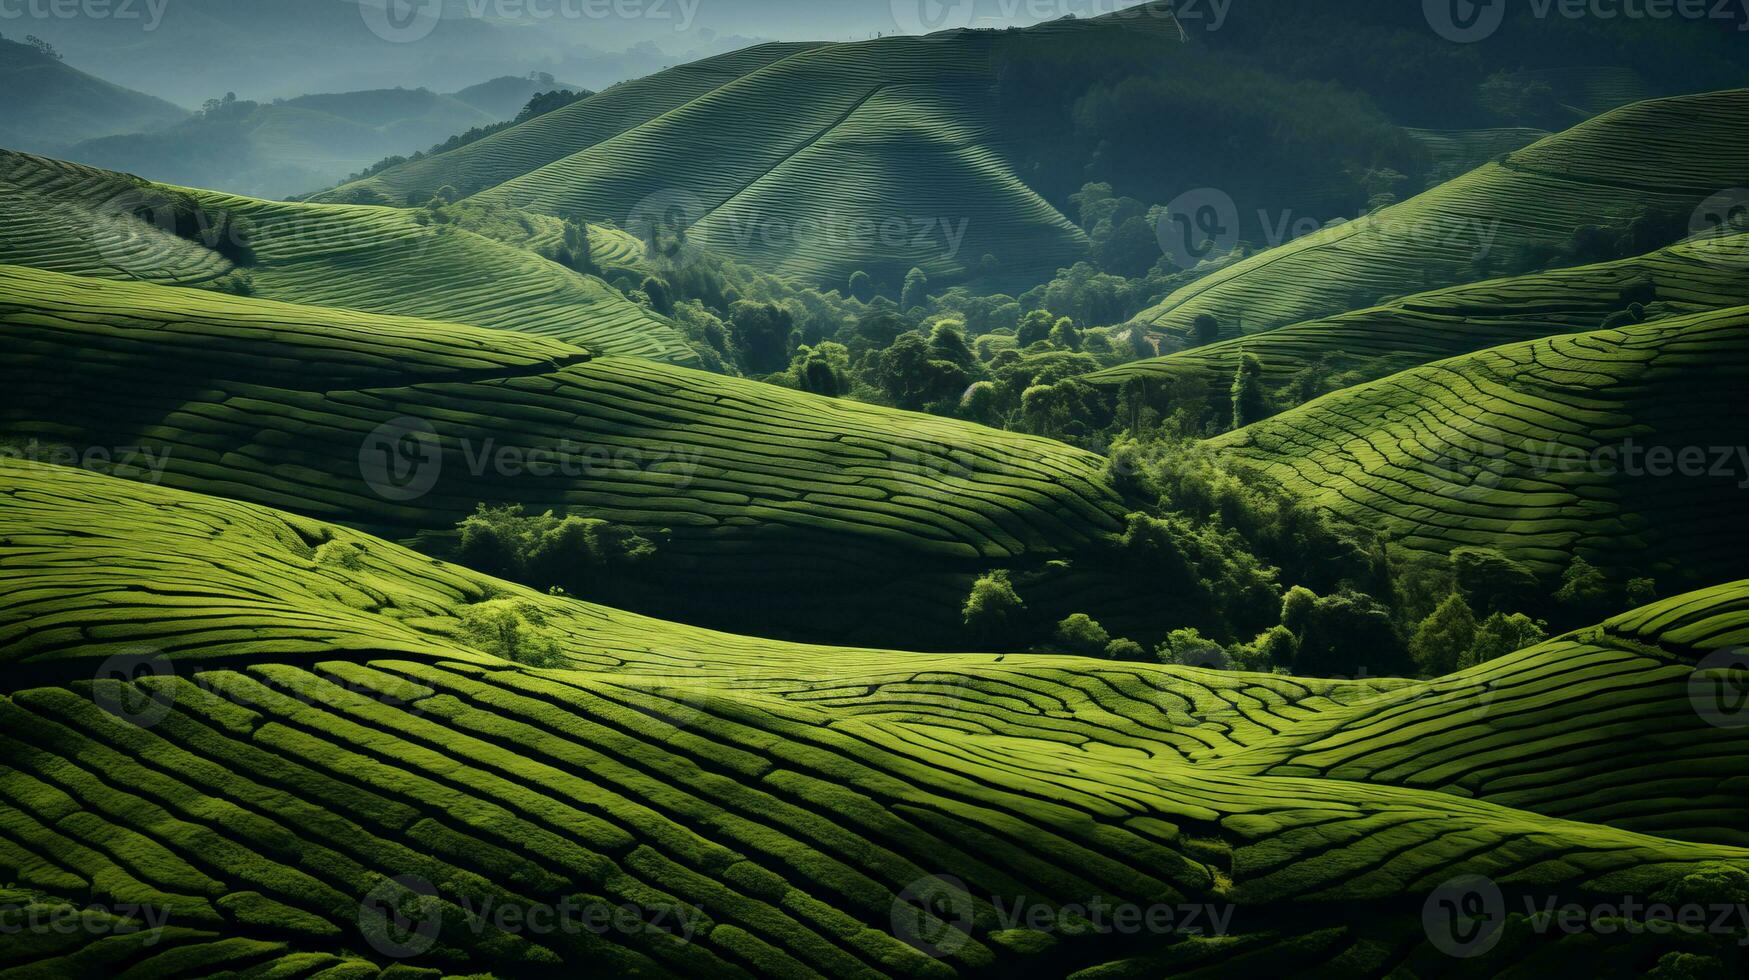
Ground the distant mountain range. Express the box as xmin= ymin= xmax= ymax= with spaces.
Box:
xmin=62 ymin=75 xmax=588 ymax=200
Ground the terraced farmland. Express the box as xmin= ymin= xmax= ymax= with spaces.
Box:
xmin=0 ymin=149 xmax=696 ymax=362
xmin=1206 ymin=305 xmax=1749 ymax=585
xmin=320 ymin=14 xmax=1211 ymax=288
xmin=1133 ymin=89 xmax=1749 ymax=339
xmin=316 ymin=42 xmax=828 ymax=206
xmin=0 ymin=265 xmax=1131 ymax=646
xmin=1089 ymin=232 xmax=1749 ymax=408
xmin=3 ymin=460 xmax=1748 ymax=978
xmin=463 ymin=29 xmax=1101 ymax=288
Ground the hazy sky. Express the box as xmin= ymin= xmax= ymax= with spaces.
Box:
xmin=9 ymin=0 xmax=1154 ymax=105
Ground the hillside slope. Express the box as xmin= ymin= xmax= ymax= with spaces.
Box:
xmin=317 ymin=42 xmax=826 ymax=206
xmin=1132 ymin=89 xmax=1749 ymax=339
xmin=1089 ymin=232 xmax=1749 ymax=410
xmin=1206 ymin=306 xmax=1749 ymax=586
xmin=323 ymin=21 xmax=1226 ymax=288
xmin=0 ymin=150 xmax=696 ymax=362
xmin=0 ymin=37 xmax=187 ymax=157
xmin=2 ymin=459 xmax=1747 ymax=978
xmin=0 ymin=265 xmax=1131 ymax=647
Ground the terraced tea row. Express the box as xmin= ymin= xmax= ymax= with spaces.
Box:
xmin=3 ymin=462 xmax=1747 ymax=978
xmin=1091 ymin=232 xmax=1749 ymax=404
xmin=0 ymin=266 xmax=1127 ymax=646
xmin=1134 ymin=89 xmax=1749 ymax=338
xmin=1205 ymin=582 xmax=1749 ymax=848
xmin=1208 ymin=305 xmax=1749 ymax=586
xmin=0 ymin=150 xmax=696 ymax=362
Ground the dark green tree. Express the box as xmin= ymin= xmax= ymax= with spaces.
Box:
xmin=1410 ymin=593 xmax=1478 ymax=676
xmin=727 ymin=301 xmax=795 ymax=375
xmin=848 ymin=270 xmax=875 ymax=303
xmin=1230 ymin=352 xmax=1269 ymax=429
xmin=901 ymin=267 xmax=930 ymax=312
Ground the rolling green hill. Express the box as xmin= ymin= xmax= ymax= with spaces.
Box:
xmin=1089 ymin=232 xmax=1749 ymax=413
xmin=1132 ymin=89 xmax=1749 ymax=340
xmin=0 ymin=264 xmax=1136 ymax=647
xmin=1205 ymin=305 xmax=1749 ymax=587
xmin=0 ymin=150 xmax=696 ymax=362
xmin=0 ymin=36 xmax=187 ymax=158
xmin=315 ymin=42 xmax=827 ymax=208
xmin=63 ymin=78 xmax=585 ymax=200
xmin=321 ymin=18 xmax=1234 ymax=289
xmin=2 ymin=458 xmax=1747 ymax=977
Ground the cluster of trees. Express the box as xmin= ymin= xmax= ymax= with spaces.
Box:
xmin=956 ymin=423 xmax=1658 ymax=678
xmin=3 ymin=34 xmax=62 ymax=60
xmin=454 ymin=504 xmax=657 ymax=602
xmin=606 ymin=183 xmax=1250 ymax=436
